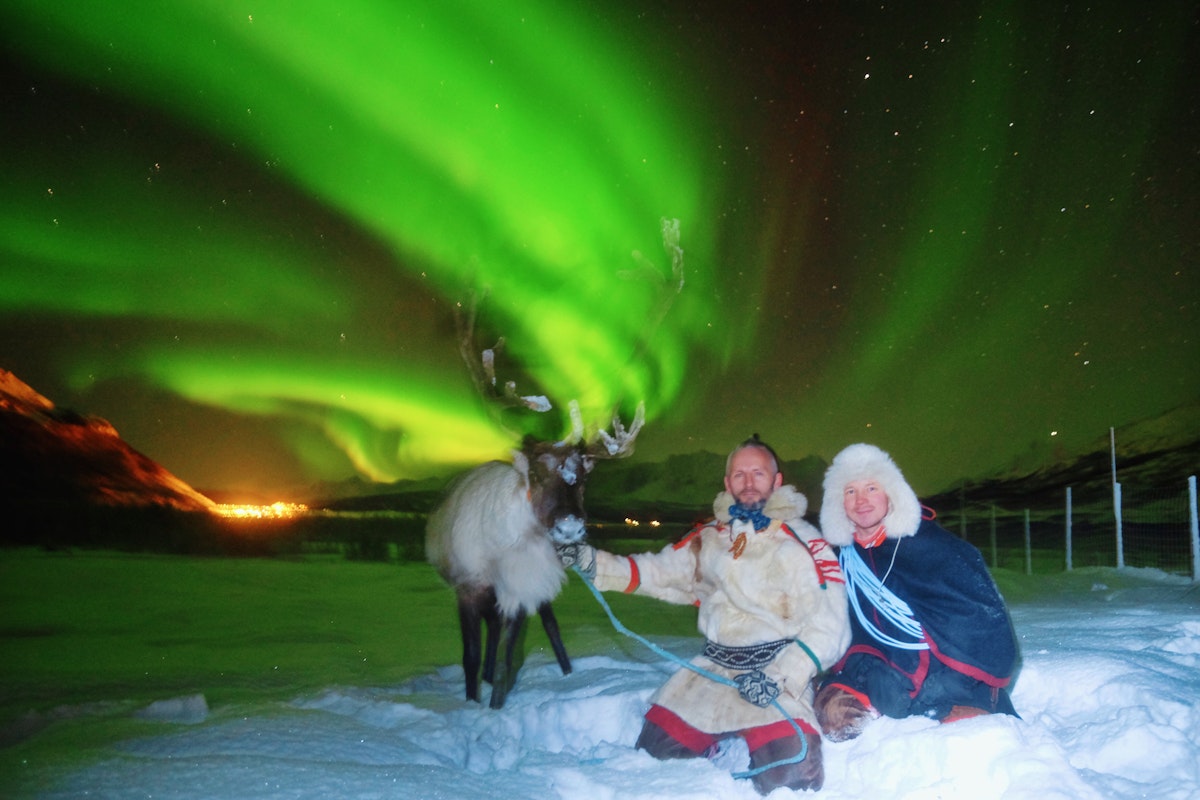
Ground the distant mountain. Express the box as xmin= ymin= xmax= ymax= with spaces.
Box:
xmin=310 ymin=448 xmax=832 ymax=524
xmin=584 ymin=450 xmax=829 ymax=522
xmin=0 ymin=369 xmax=215 ymax=513
xmin=975 ymin=402 xmax=1200 ymax=489
xmin=925 ymin=434 xmax=1200 ymax=517
xmin=924 ymin=400 xmax=1200 ymax=520
xmin=309 ymin=402 xmax=1199 ymax=525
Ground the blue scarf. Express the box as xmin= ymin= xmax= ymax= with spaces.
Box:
xmin=728 ymin=503 xmax=772 ymax=531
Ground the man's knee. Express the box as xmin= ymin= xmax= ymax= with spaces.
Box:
xmin=636 ymin=705 xmax=716 ymax=760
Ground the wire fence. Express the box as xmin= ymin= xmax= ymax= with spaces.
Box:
xmin=942 ymin=475 xmax=1199 ymax=580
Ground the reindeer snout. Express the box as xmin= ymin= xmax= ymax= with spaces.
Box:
xmin=550 ymin=515 xmax=587 ymax=545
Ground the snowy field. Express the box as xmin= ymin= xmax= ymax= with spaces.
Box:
xmin=11 ymin=566 xmax=1200 ymax=799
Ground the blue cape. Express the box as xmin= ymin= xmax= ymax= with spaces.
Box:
xmin=831 ymin=518 xmax=1019 ymax=718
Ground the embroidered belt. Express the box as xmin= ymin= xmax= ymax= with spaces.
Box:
xmin=702 ymin=638 xmax=790 ymax=671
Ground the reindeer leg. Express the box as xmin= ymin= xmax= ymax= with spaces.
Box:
xmin=489 ymin=609 xmax=528 ymax=710
xmin=481 ymin=588 xmax=501 ymax=686
xmin=456 ymin=591 xmax=486 ymax=703
xmin=537 ymin=601 xmax=572 ymax=676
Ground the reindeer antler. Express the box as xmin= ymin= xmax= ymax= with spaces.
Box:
xmin=621 ymin=218 xmax=685 ymax=352
xmin=556 ymin=399 xmax=645 ymax=458
xmin=455 ymin=219 xmax=682 ymax=454
xmin=587 ymin=401 xmax=646 ymax=458
xmin=455 ymin=291 xmax=552 ymax=415
xmin=604 ymin=218 xmax=686 ymax=415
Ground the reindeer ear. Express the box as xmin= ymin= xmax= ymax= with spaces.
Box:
xmin=511 ymin=450 xmax=530 ymax=482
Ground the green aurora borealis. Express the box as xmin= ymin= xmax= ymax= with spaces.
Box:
xmin=2 ymin=1 xmax=1196 ymax=497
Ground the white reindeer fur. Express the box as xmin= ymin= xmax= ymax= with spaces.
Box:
xmin=426 ymin=459 xmax=568 ymax=617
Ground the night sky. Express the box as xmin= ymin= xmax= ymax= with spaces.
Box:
xmin=2 ymin=1 xmax=1196 ymax=500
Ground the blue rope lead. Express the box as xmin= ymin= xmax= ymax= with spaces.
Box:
xmin=572 ymin=566 xmax=809 ymax=780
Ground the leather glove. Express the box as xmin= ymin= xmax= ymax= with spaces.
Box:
xmin=556 ymin=542 xmax=597 ymax=580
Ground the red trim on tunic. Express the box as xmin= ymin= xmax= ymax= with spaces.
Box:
xmin=623 ymin=556 xmax=641 ymax=594
xmin=672 ymin=522 xmax=709 ymax=550
xmin=789 ymin=529 xmax=846 ymax=586
xmin=643 ymin=706 xmax=816 ymax=754
xmin=741 ymin=717 xmax=818 ymax=750
xmin=643 ymin=704 xmax=718 ymax=754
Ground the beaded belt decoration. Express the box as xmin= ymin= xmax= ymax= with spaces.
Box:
xmin=702 ymin=638 xmax=790 ymax=671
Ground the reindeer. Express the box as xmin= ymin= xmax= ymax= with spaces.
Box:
xmin=425 ymin=293 xmax=645 ymax=708
xmin=427 ymin=219 xmax=683 ymax=709
xmin=425 ymin=404 xmax=642 ymax=709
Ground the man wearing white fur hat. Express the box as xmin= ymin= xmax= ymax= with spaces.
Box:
xmin=813 ymin=443 xmax=1018 ymax=741
xmin=559 ymin=436 xmax=850 ymax=793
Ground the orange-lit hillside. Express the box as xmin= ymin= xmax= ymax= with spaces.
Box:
xmin=0 ymin=369 xmax=216 ymax=512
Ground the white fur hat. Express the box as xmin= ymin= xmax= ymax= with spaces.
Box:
xmin=819 ymin=443 xmax=922 ymax=546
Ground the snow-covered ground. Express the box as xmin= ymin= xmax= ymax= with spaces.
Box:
xmin=30 ymin=568 xmax=1200 ymax=799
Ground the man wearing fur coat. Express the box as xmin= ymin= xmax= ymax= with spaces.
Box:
xmin=559 ymin=436 xmax=850 ymax=793
xmin=814 ymin=443 xmax=1019 ymax=742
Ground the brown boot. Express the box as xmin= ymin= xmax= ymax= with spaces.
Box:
xmin=941 ymin=705 xmax=988 ymax=723
xmin=815 ymin=683 xmax=875 ymax=742
xmin=748 ymin=731 xmax=823 ymax=794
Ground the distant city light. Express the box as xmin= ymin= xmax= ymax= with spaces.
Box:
xmin=214 ymin=502 xmax=308 ymax=520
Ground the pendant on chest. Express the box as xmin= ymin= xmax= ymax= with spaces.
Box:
xmin=729 ymin=531 xmax=748 ymax=559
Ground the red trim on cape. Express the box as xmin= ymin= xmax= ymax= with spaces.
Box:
xmin=830 ymin=643 xmax=930 ymax=699
xmin=926 ymin=633 xmax=1012 ymax=688
xmin=822 ymin=682 xmax=873 ymax=712
xmin=909 ymin=649 xmax=930 ymax=699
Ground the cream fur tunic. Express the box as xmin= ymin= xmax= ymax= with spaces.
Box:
xmin=593 ymin=485 xmax=851 ymax=734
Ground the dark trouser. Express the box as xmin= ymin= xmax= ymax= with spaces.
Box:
xmin=831 ymin=651 xmax=1017 ymax=721
xmin=636 ymin=704 xmax=824 ymax=794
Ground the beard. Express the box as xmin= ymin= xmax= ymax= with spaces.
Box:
xmin=735 ymin=495 xmax=767 ymax=512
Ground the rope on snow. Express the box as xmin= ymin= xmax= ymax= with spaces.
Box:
xmin=573 ymin=566 xmax=809 ymax=780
